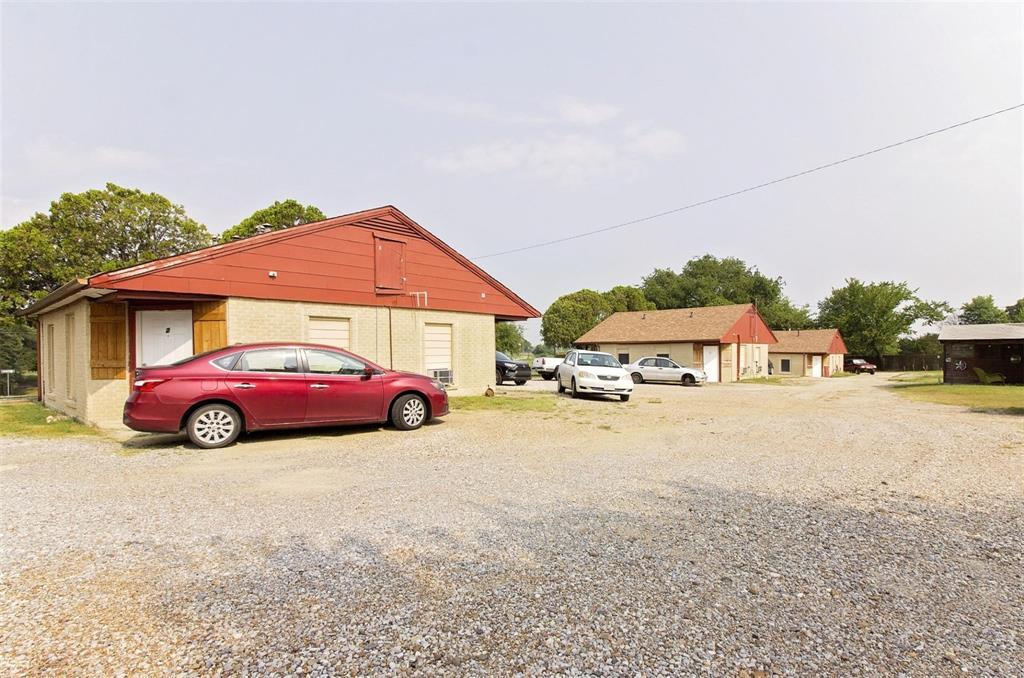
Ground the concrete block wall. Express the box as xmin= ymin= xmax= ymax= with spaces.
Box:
xmin=38 ymin=299 xmax=89 ymax=421
xmin=227 ymin=298 xmax=495 ymax=394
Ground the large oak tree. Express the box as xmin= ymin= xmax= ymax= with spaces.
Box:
xmin=219 ymin=199 xmax=325 ymax=242
xmin=641 ymin=255 xmax=813 ymax=330
xmin=817 ymin=279 xmax=949 ymax=360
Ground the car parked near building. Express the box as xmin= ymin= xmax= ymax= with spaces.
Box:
xmin=495 ymin=351 xmax=531 ymax=385
xmin=532 ymin=356 xmax=564 ymax=380
xmin=123 ymin=342 xmax=449 ymax=448
xmin=555 ymin=350 xmax=633 ymax=401
xmin=844 ymin=358 xmax=877 ymax=375
xmin=626 ymin=357 xmax=706 ymax=385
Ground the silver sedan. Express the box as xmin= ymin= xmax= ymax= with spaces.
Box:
xmin=626 ymin=357 xmax=706 ymax=385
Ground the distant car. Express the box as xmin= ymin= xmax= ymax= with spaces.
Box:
xmin=495 ymin=351 xmax=531 ymax=385
xmin=626 ymin=357 xmax=706 ymax=386
xmin=123 ymin=342 xmax=449 ymax=449
xmin=555 ymin=350 xmax=633 ymax=401
xmin=532 ymin=356 xmax=564 ymax=380
xmin=845 ymin=358 xmax=877 ymax=375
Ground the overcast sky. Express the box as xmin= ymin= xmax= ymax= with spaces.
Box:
xmin=2 ymin=2 xmax=1021 ymax=340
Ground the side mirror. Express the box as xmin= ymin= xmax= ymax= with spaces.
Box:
xmin=362 ymin=366 xmax=375 ymax=380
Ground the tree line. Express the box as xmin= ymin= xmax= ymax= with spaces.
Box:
xmin=0 ymin=184 xmax=324 ymax=381
xmin=535 ymin=255 xmax=1023 ymax=361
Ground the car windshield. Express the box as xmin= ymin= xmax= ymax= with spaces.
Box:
xmin=851 ymin=359 xmax=866 ymax=364
xmin=495 ymin=351 xmax=513 ymax=362
xmin=577 ymin=353 xmax=621 ymax=368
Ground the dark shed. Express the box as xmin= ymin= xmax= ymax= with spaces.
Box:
xmin=938 ymin=323 xmax=1024 ymax=384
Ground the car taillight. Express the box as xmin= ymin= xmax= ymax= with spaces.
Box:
xmin=133 ymin=378 xmax=167 ymax=392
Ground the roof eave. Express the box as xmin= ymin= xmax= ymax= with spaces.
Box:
xmin=17 ymin=279 xmax=113 ymax=317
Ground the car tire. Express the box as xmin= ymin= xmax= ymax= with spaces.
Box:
xmin=631 ymin=373 xmax=643 ymax=384
xmin=514 ymin=379 xmax=527 ymax=386
xmin=495 ymin=368 xmax=504 ymax=386
xmin=620 ymin=394 xmax=630 ymax=402
xmin=391 ymin=394 xmax=428 ymax=431
xmin=186 ymin=403 xmax=242 ymax=449
xmin=869 ymin=370 xmax=875 ymax=375
xmin=571 ymin=377 xmax=578 ymax=399
xmin=541 ymin=373 xmax=554 ymax=381
xmin=556 ymin=371 xmax=566 ymax=394
xmin=682 ymin=374 xmax=695 ymax=386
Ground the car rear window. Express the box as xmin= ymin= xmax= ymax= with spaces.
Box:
xmin=212 ymin=353 xmax=241 ymax=370
xmin=170 ymin=349 xmax=224 ymax=366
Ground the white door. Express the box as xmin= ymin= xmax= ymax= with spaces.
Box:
xmin=423 ymin=324 xmax=452 ymax=382
xmin=811 ymin=354 xmax=823 ymax=378
xmin=702 ymin=345 xmax=720 ymax=383
xmin=309 ymin=317 xmax=351 ymax=349
xmin=137 ymin=310 xmax=193 ymax=367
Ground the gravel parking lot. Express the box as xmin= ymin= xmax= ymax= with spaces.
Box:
xmin=2 ymin=376 xmax=1021 ymax=676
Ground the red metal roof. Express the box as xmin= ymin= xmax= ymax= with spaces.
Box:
xmin=79 ymin=205 xmax=539 ymax=319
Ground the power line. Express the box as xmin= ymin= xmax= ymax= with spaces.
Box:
xmin=471 ymin=103 xmax=1023 ymax=260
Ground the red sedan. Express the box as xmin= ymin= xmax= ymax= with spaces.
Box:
xmin=124 ymin=343 xmax=449 ymax=448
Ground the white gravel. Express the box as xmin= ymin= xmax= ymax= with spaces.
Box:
xmin=1 ymin=376 xmax=1021 ymax=676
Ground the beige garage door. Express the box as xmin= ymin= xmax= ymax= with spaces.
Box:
xmin=423 ymin=323 xmax=453 ymax=382
xmin=308 ymin=317 xmax=351 ymax=349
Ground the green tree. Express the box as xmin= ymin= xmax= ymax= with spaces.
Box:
xmin=603 ymin=285 xmax=655 ymax=313
xmin=541 ymin=289 xmax=612 ymax=349
xmin=898 ymin=333 xmax=941 ymax=356
xmin=1006 ymin=298 xmax=1024 ymax=323
xmin=817 ymin=279 xmax=949 ymax=360
xmin=0 ymin=183 xmax=210 ymax=315
xmin=959 ymin=295 xmax=1010 ymax=325
xmin=0 ymin=184 xmax=210 ymax=380
xmin=640 ymin=255 xmax=813 ymax=329
xmin=495 ymin=322 xmax=527 ymax=356
xmin=220 ymin=199 xmax=326 ymax=242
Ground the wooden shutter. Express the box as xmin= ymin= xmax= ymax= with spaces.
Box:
xmin=374 ymin=237 xmax=405 ymax=292
xmin=90 ymin=302 xmax=127 ymax=380
xmin=193 ymin=300 xmax=228 ymax=353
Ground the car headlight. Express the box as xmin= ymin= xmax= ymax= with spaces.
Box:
xmin=578 ymin=370 xmax=595 ymax=379
xmin=504 ymin=362 xmax=518 ymax=369
xmin=620 ymin=373 xmax=632 ymax=380
xmin=431 ymin=379 xmax=446 ymax=391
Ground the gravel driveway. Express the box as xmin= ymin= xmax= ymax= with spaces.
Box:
xmin=2 ymin=376 xmax=1021 ymax=676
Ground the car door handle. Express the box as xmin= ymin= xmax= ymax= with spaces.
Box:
xmin=234 ymin=382 xmax=256 ymax=389
xmin=310 ymin=383 xmax=329 ymax=389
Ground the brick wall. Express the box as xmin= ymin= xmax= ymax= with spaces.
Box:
xmin=227 ymin=298 xmax=495 ymax=393
xmin=38 ymin=299 xmax=89 ymax=420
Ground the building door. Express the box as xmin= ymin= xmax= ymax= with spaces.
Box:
xmin=309 ymin=317 xmax=351 ymax=349
xmin=136 ymin=310 xmax=193 ymax=367
xmin=811 ymin=355 xmax=823 ymax=378
xmin=423 ymin=323 xmax=453 ymax=384
xmin=702 ymin=345 xmax=720 ymax=382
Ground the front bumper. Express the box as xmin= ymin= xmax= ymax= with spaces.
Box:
xmin=576 ymin=376 xmax=633 ymax=393
xmin=502 ymin=366 xmax=532 ymax=381
xmin=429 ymin=389 xmax=450 ymax=418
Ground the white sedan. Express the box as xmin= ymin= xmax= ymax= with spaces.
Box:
xmin=555 ymin=350 xmax=633 ymax=401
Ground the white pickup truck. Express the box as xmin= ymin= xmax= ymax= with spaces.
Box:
xmin=532 ymin=356 xmax=564 ymax=381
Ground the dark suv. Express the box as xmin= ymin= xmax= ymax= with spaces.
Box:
xmin=495 ymin=351 xmax=531 ymax=385
xmin=844 ymin=358 xmax=877 ymax=375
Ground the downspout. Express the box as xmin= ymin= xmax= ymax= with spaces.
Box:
xmin=388 ymin=304 xmax=394 ymax=369
xmin=36 ymin=322 xmax=42 ymax=401
xmin=735 ymin=333 xmax=741 ymax=381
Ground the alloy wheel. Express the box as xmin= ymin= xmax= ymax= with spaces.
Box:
xmin=402 ymin=397 xmax=426 ymax=428
xmin=193 ymin=409 xmax=235 ymax=445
